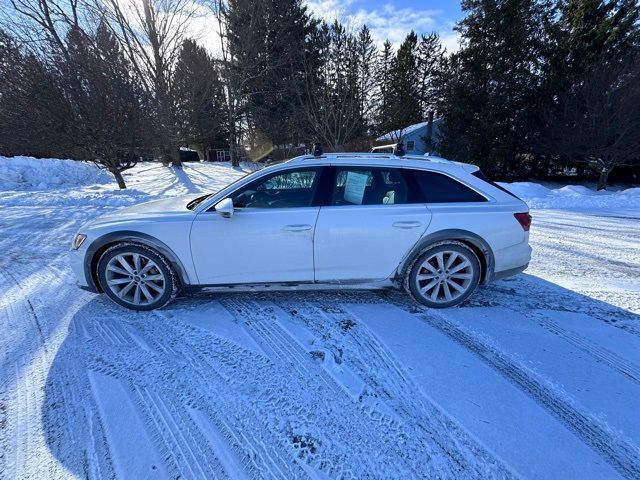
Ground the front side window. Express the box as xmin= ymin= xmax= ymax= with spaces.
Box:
xmin=231 ymin=167 xmax=321 ymax=208
xmin=406 ymin=140 xmax=415 ymax=151
xmin=408 ymin=169 xmax=487 ymax=203
xmin=331 ymin=167 xmax=410 ymax=206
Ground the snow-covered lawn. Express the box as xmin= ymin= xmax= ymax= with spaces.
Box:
xmin=0 ymin=158 xmax=639 ymax=479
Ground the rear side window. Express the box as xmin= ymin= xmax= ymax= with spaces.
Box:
xmin=331 ymin=167 xmax=412 ymax=206
xmin=471 ymin=170 xmax=521 ymax=199
xmin=408 ymin=170 xmax=487 ymax=203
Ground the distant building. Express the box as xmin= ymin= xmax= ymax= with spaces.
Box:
xmin=205 ymin=147 xmax=247 ymax=162
xmin=179 ymin=147 xmax=200 ymax=162
xmin=374 ymin=114 xmax=441 ymax=155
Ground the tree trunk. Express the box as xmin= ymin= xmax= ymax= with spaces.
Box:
xmin=596 ymin=168 xmax=611 ymax=191
xmin=111 ymin=169 xmax=127 ymax=189
xmin=163 ymin=145 xmax=181 ymax=168
xmin=229 ymin=112 xmax=239 ymax=168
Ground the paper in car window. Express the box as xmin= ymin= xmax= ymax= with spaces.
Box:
xmin=343 ymin=171 xmax=368 ymax=204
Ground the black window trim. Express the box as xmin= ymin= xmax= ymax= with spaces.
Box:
xmin=312 ymin=165 xmax=335 ymax=207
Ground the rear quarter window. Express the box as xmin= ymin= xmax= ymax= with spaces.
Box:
xmin=407 ymin=170 xmax=488 ymax=203
xmin=471 ymin=170 xmax=521 ymax=199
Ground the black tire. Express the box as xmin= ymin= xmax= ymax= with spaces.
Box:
xmin=405 ymin=241 xmax=481 ymax=308
xmin=96 ymin=243 xmax=179 ymax=311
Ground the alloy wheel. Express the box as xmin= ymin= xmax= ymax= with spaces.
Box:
xmin=414 ymin=250 xmax=474 ymax=304
xmin=104 ymin=253 xmax=167 ymax=306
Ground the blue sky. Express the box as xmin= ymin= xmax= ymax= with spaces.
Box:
xmin=304 ymin=0 xmax=464 ymax=51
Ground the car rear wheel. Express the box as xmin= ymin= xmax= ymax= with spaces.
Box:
xmin=406 ymin=242 xmax=481 ymax=308
xmin=97 ymin=243 xmax=178 ymax=311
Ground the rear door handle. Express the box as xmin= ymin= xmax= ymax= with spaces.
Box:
xmin=284 ymin=224 xmax=312 ymax=232
xmin=393 ymin=221 xmax=422 ymax=229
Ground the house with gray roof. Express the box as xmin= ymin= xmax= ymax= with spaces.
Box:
xmin=374 ymin=116 xmax=441 ymax=155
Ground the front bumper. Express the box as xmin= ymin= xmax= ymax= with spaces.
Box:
xmin=69 ymin=247 xmax=96 ymax=291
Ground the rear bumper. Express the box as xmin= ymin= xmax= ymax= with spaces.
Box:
xmin=492 ymin=263 xmax=529 ymax=281
xmin=491 ymin=241 xmax=532 ymax=281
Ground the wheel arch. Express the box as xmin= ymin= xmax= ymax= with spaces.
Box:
xmin=397 ymin=229 xmax=495 ymax=285
xmin=84 ymin=231 xmax=192 ymax=292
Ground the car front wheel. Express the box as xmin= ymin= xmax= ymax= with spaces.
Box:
xmin=97 ymin=243 xmax=178 ymax=311
xmin=406 ymin=242 xmax=481 ymax=308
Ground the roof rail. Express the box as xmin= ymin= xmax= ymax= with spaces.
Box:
xmin=289 ymin=152 xmax=453 ymax=164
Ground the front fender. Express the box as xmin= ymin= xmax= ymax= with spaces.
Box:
xmin=83 ymin=231 xmax=193 ymax=291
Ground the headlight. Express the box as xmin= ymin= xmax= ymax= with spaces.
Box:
xmin=72 ymin=233 xmax=87 ymax=250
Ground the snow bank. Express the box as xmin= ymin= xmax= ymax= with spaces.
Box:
xmin=0 ymin=156 xmax=112 ymax=190
xmin=499 ymin=181 xmax=640 ymax=210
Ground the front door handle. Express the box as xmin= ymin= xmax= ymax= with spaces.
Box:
xmin=284 ymin=224 xmax=312 ymax=232
xmin=393 ymin=221 xmax=422 ymax=229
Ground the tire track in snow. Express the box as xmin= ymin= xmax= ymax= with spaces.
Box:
xmin=134 ymin=385 xmax=230 ymax=479
xmin=82 ymin=318 xmax=234 ymax=480
xmin=6 ymin=280 xmax=123 ymax=480
xmin=0 ymin=267 xmax=56 ymax=479
xmin=414 ymin=308 xmax=640 ymax=480
xmin=85 ymin=314 xmax=314 ymax=480
xmin=215 ymin=297 xmax=443 ymax=478
xmin=43 ymin=329 xmax=117 ymax=480
xmin=128 ymin=314 xmax=311 ymax=480
xmin=221 ymin=296 xmax=515 ymax=479
xmin=280 ymin=297 xmax=516 ymax=479
xmin=530 ymin=312 xmax=640 ymax=385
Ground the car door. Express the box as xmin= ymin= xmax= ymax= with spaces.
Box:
xmin=190 ymin=166 xmax=323 ymax=285
xmin=314 ymin=166 xmax=431 ymax=282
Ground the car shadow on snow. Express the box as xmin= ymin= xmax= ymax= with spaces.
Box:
xmin=41 ymin=274 xmax=639 ymax=477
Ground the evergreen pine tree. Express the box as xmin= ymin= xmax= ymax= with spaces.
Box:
xmin=374 ymin=32 xmax=422 ymax=139
xmin=415 ymin=33 xmax=446 ymax=120
xmin=226 ymin=0 xmax=316 ymax=148
xmin=356 ymin=25 xmax=377 ymax=134
xmin=437 ymin=0 xmax=555 ymax=172
xmin=374 ymin=40 xmax=394 ymax=135
xmin=173 ymin=40 xmax=228 ymax=155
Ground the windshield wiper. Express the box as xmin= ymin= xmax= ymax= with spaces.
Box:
xmin=187 ymin=194 xmax=211 ymax=210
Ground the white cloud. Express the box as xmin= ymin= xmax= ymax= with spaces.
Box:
xmin=304 ymin=0 xmax=356 ymax=20
xmin=190 ymin=0 xmax=461 ymax=58
xmin=181 ymin=2 xmax=223 ymax=55
xmin=439 ymin=30 xmax=461 ymax=53
xmin=305 ymin=0 xmax=461 ymax=52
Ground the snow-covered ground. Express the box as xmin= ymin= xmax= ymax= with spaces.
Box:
xmin=0 ymin=157 xmax=639 ymax=479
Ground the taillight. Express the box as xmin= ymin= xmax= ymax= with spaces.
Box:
xmin=514 ymin=212 xmax=531 ymax=231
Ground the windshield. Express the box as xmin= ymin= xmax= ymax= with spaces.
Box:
xmin=185 ymin=169 xmax=257 ymax=210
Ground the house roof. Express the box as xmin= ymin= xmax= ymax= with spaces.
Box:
xmin=376 ymin=121 xmax=428 ymax=142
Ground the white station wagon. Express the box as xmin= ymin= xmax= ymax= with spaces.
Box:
xmin=69 ymin=152 xmax=532 ymax=310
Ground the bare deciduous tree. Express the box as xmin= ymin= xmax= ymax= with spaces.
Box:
xmin=540 ymin=52 xmax=640 ymax=190
xmin=296 ymin=22 xmax=367 ymax=150
xmin=208 ymin=0 xmax=244 ymax=166
xmin=1 ymin=0 xmax=85 ymax=59
xmin=95 ymin=0 xmax=201 ymax=165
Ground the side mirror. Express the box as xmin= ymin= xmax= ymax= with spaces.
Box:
xmin=214 ymin=197 xmax=234 ymax=218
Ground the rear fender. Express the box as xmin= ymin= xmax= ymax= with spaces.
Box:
xmin=396 ymin=229 xmax=495 ymax=285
